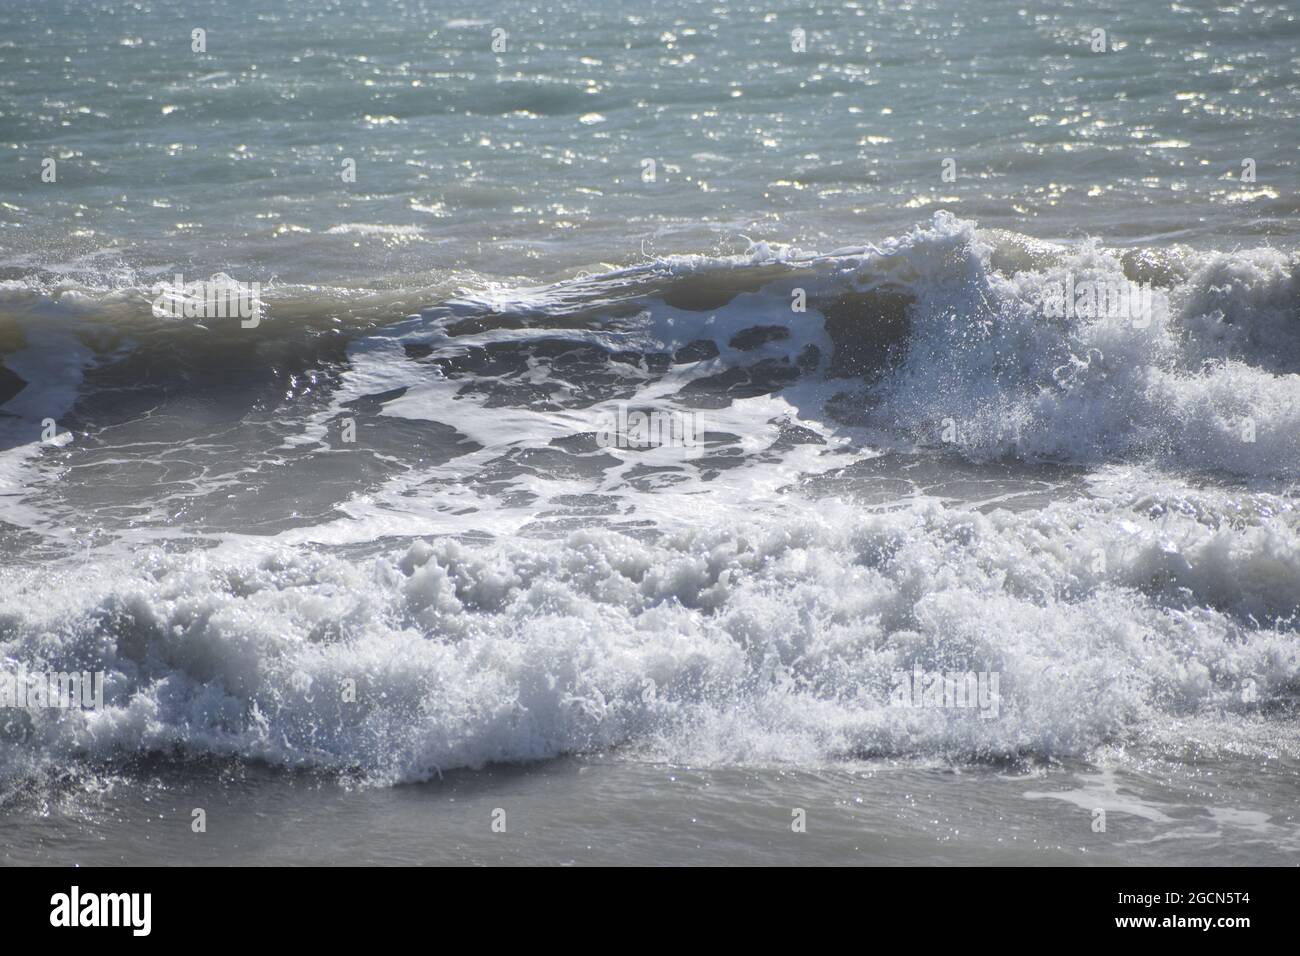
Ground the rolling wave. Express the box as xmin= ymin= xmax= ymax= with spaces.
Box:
xmin=2 ymin=213 xmax=1298 ymax=791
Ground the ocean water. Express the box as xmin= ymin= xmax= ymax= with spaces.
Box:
xmin=1 ymin=0 xmax=1299 ymax=865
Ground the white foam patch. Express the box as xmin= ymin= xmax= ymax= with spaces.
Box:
xmin=2 ymin=489 xmax=1297 ymax=787
xmin=3 ymin=214 xmax=1298 ymax=791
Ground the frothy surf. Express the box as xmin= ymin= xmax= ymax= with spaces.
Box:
xmin=2 ymin=213 xmax=1298 ymax=791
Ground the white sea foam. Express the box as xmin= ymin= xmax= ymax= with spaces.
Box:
xmin=2 ymin=214 xmax=1297 ymax=790
xmin=303 ymin=212 xmax=1299 ymax=480
xmin=1 ymin=484 xmax=1297 ymax=788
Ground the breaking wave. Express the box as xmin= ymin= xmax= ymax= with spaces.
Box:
xmin=2 ymin=213 xmax=1298 ymax=790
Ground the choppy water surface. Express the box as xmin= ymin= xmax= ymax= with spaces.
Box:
xmin=1 ymin=0 xmax=1298 ymax=864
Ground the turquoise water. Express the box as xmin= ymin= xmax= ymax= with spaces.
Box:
xmin=3 ymin=0 xmax=1298 ymax=285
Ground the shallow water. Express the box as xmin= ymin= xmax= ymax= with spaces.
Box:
xmin=1 ymin=0 xmax=1298 ymax=865
xmin=4 ymin=751 xmax=1298 ymax=866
